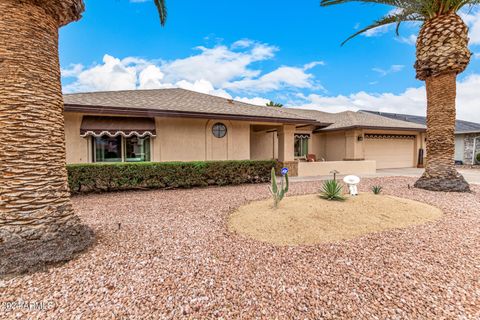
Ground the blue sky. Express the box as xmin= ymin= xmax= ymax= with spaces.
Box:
xmin=60 ymin=0 xmax=480 ymax=122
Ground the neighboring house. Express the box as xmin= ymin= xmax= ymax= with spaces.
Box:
xmin=361 ymin=110 xmax=480 ymax=165
xmin=63 ymin=89 xmax=426 ymax=177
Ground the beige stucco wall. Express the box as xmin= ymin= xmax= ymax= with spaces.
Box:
xmin=64 ymin=112 xmax=90 ymax=164
xmin=298 ymin=160 xmax=376 ymax=177
xmin=315 ymin=129 xmax=424 ymax=165
xmin=250 ymin=131 xmax=278 ymax=160
xmin=64 ymin=113 xmax=250 ymax=163
xmin=251 ymin=127 xmax=318 ymax=161
xmin=323 ymin=132 xmax=346 ymax=161
xmin=64 ymin=111 xmax=425 ymax=168
xmin=154 ymin=118 xmax=206 ymax=162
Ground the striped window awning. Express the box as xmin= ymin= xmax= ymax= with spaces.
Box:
xmin=365 ymin=134 xmax=415 ymax=140
xmin=294 ymin=134 xmax=311 ymax=139
xmin=80 ymin=116 xmax=156 ymax=138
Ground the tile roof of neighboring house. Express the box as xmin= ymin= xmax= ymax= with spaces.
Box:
xmin=359 ymin=110 xmax=480 ymax=134
xmin=64 ymin=89 xmax=320 ymax=125
xmin=283 ymin=108 xmax=426 ymax=131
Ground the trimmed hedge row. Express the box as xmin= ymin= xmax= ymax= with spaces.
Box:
xmin=67 ymin=160 xmax=276 ymax=194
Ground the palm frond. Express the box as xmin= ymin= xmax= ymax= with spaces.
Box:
xmin=340 ymin=11 xmax=421 ymax=45
xmin=154 ymin=0 xmax=167 ymax=26
xmin=321 ymin=0 xmax=415 ymax=10
xmin=321 ymin=0 xmax=479 ymax=45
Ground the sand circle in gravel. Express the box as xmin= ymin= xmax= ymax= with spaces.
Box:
xmin=228 ymin=193 xmax=443 ymax=245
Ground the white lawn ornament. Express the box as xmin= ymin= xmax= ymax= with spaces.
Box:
xmin=343 ymin=175 xmax=360 ymax=196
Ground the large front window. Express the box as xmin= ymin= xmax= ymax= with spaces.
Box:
xmin=93 ymin=135 xmax=151 ymax=163
xmin=294 ymin=134 xmax=309 ymax=158
xmin=125 ymin=136 xmax=151 ymax=162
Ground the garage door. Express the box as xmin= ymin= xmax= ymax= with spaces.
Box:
xmin=364 ymin=134 xmax=415 ymax=169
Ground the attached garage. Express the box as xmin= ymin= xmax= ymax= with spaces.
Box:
xmin=364 ymin=134 xmax=416 ymax=169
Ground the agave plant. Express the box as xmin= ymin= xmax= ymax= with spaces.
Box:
xmin=371 ymin=185 xmax=383 ymax=195
xmin=320 ymin=0 xmax=477 ymax=192
xmin=320 ymin=180 xmax=346 ymax=201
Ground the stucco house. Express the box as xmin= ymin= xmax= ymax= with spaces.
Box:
xmin=362 ymin=110 xmax=480 ymax=165
xmin=63 ymin=89 xmax=427 ymax=177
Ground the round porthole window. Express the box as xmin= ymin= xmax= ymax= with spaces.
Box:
xmin=212 ymin=123 xmax=227 ymax=138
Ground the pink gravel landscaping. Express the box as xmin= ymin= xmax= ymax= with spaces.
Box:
xmin=1 ymin=177 xmax=480 ymax=319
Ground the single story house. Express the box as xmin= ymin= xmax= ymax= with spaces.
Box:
xmin=63 ymin=89 xmax=426 ymax=177
xmin=361 ymin=110 xmax=480 ymax=165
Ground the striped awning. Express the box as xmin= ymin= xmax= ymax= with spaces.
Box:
xmin=294 ymin=134 xmax=311 ymax=139
xmin=80 ymin=116 xmax=156 ymax=138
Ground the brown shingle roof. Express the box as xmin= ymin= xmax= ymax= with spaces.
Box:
xmin=283 ymin=108 xmax=426 ymax=131
xmin=64 ymin=89 xmax=317 ymax=124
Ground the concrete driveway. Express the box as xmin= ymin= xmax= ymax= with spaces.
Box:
xmin=372 ymin=168 xmax=480 ymax=184
xmin=292 ymin=167 xmax=480 ymax=184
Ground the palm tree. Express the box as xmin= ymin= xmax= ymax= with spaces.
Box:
xmin=266 ymin=101 xmax=284 ymax=107
xmin=320 ymin=0 xmax=474 ymax=192
xmin=0 ymin=0 xmax=167 ymax=276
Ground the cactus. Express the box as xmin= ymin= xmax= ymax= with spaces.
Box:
xmin=269 ymin=167 xmax=289 ymax=208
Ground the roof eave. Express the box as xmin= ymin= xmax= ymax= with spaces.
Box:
xmin=64 ymin=104 xmax=318 ymax=125
xmin=455 ymin=130 xmax=480 ymax=135
xmin=316 ymin=125 xmax=427 ymax=133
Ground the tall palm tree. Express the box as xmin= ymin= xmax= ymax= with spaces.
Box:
xmin=266 ymin=101 xmax=284 ymax=107
xmin=0 ymin=0 xmax=167 ymax=276
xmin=320 ymin=0 xmax=475 ymax=192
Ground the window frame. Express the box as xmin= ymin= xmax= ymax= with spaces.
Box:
xmin=294 ymin=134 xmax=310 ymax=159
xmin=212 ymin=123 xmax=228 ymax=139
xmin=92 ymin=135 xmax=152 ymax=163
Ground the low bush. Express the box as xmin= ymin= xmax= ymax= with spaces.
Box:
xmin=476 ymin=153 xmax=480 ymax=164
xmin=67 ymin=160 xmax=276 ymax=195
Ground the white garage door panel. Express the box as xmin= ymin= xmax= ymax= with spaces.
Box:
xmin=365 ymin=138 xmax=415 ymax=169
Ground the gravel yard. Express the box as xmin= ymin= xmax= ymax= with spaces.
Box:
xmin=1 ymin=177 xmax=480 ymax=319
xmin=229 ymin=193 xmax=443 ymax=245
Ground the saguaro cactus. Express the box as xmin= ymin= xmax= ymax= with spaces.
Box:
xmin=269 ymin=167 xmax=289 ymax=208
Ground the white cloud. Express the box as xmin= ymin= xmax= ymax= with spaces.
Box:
xmin=175 ymin=79 xmax=232 ymax=99
xmin=224 ymin=66 xmax=320 ymax=92
xmin=363 ymin=24 xmax=391 ymax=38
xmin=289 ymin=75 xmax=480 ymax=123
xmin=61 ymin=64 xmax=84 ymax=77
xmin=62 ymin=39 xmax=323 ymax=100
xmin=396 ymin=34 xmax=417 ymax=45
xmin=460 ymin=9 xmax=480 ymax=45
xmin=303 ymin=61 xmax=325 ymax=70
xmin=234 ymin=96 xmax=271 ymax=106
xmin=138 ymin=65 xmax=168 ymax=89
xmin=231 ymin=39 xmax=254 ymax=49
xmin=372 ymin=64 xmax=405 ymax=76
xmin=160 ymin=42 xmax=277 ymax=86
xmin=63 ymin=55 xmax=139 ymax=92
xmin=361 ymin=9 xmax=402 ymax=38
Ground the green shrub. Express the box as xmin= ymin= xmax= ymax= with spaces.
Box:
xmin=371 ymin=185 xmax=383 ymax=195
xmin=476 ymin=153 xmax=480 ymax=163
xmin=67 ymin=160 xmax=276 ymax=195
xmin=319 ymin=180 xmax=346 ymax=201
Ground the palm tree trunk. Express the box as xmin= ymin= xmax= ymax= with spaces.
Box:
xmin=414 ymin=73 xmax=470 ymax=192
xmin=0 ymin=0 xmax=92 ymax=276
